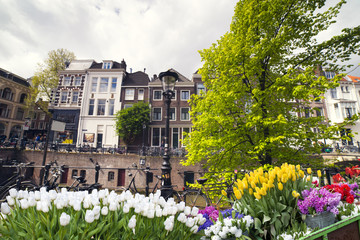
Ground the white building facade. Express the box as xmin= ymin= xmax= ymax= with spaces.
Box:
xmin=77 ymin=60 xmax=127 ymax=148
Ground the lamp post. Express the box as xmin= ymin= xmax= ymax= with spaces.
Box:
xmin=159 ymin=70 xmax=178 ymax=199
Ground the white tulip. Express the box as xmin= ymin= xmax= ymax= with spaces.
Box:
xmin=1 ymin=203 xmax=11 ymax=215
xmin=41 ymin=201 xmax=49 ymax=213
xmin=147 ymin=209 xmax=155 ymax=219
xmin=185 ymin=217 xmax=195 ymax=228
xmin=155 ymin=207 xmax=162 ymax=217
xmin=6 ymin=196 xmax=15 ymax=206
xmin=191 ymin=225 xmax=198 ymax=233
xmin=184 ymin=206 xmax=191 ymax=215
xmin=34 ymin=191 xmax=41 ymax=201
xmin=191 ymin=206 xmax=199 ymax=217
xmin=93 ymin=205 xmax=101 ymax=215
xmin=9 ymin=188 xmax=18 ymax=198
xmin=19 ymin=199 xmax=29 ymax=209
xmin=176 ymin=202 xmax=185 ymax=212
xmin=85 ymin=210 xmax=95 ymax=223
xmin=128 ymin=215 xmax=136 ymax=229
xmin=59 ymin=212 xmax=71 ymax=226
xmin=27 ymin=196 xmax=36 ymax=207
xmin=101 ymin=206 xmax=108 ymax=216
xmin=235 ymin=229 xmax=243 ymax=238
xmin=177 ymin=212 xmax=186 ymax=223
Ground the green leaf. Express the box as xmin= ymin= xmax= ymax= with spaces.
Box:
xmin=254 ymin=217 xmax=262 ymax=230
xmin=263 ymin=215 xmax=271 ymax=224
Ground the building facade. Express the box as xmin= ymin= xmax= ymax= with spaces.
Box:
xmin=0 ymin=68 xmax=30 ymax=142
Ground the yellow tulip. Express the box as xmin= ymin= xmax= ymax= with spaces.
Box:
xmin=243 ymin=180 xmax=248 ymax=189
xmin=254 ymin=192 xmax=261 ymax=200
xmin=234 ymin=189 xmax=242 ymax=200
xmin=281 ymin=175 xmax=287 ymax=183
xmin=261 ymin=188 xmax=267 ymax=196
xmin=292 ymin=190 xmax=300 ymax=198
xmin=251 ymin=181 xmax=256 ymax=189
xmin=278 ymin=182 xmax=283 ymax=191
xmin=299 ymin=170 xmax=304 ymax=178
xmin=306 ymin=176 xmax=311 ymax=181
xmin=249 ymin=188 xmax=253 ymax=195
xmin=317 ymin=170 xmax=322 ymax=178
xmin=296 ymin=165 xmax=301 ymax=171
xmin=307 ymin=168 xmax=312 ymax=174
xmin=292 ymin=174 xmax=296 ymax=181
xmin=222 ymin=190 xmax=227 ymax=196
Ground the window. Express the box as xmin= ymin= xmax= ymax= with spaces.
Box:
xmin=341 ymin=86 xmax=349 ymax=93
xmin=171 ymin=90 xmax=176 ymax=100
xmin=324 ymin=71 xmax=336 ymax=79
xmin=111 ymin=78 xmax=117 ymax=92
xmin=103 ymin=62 xmax=111 ymax=69
xmin=108 ymin=171 xmax=115 ymax=181
xmin=152 ymin=128 xmax=160 ymax=146
xmin=88 ymin=99 xmax=95 ymax=115
xmin=181 ymin=90 xmax=190 ymax=100
xmin=172 ymin=128 xmax=179 ymax=149
xmin=334 ymin=103 xmax=340 ymax=118
xmin=124 ymin=104 xmax=133 ymax=109
xmin=72 ymin=92 xmax=79 ymax=103
xmin=2 ymin=88 xmax=12 ymax=100
xmin=19 ymin=94 xmax=27 ymax=103
xmin=315 ymin=108 xmax=323 ymax=117
xmin=153 ymin=90 xmax=162 ymax=100
xmin=197 ymin=83 xmax=206 ymax=95
xmin=64 ymin=77 xmax=71 ymax=86
xmin=15 ymin=108 xmax=24 ymax=120
xmin=99 ymin=78 xmax=109 ymax=92
xmin=304 ymin=108 xmax=310 ymax=118
xmin=97 ymin=99 xmax=106 ymax=115
xmin=125 ymin=89 xmax=135 ymax=100
xmin=182 ymin=128 xmax=190 ymax=146
xmin=71 ymin=170 xmax=78 ymax=178
xmin=61 ymin=91 xmax=68 ymax=103
xmin=138 ymin=89 xmax=144 ymax=100
xmin=80 ymin=170 xmax=86 ymax=178
xmin=108 ymin=99 xmax=115 ymax=115
xmin=170 ymin=108 xmax=176 ymax=120
xmin=181 ymin=108 xmax=190 ymax=120
xmin=74 ymin=77 xmax=81 ymax=86
xmin=91 ymin=78 xmax=98 ymax=92
xmin=39 ymin=122 xmax=44 ymax=129
xmin=345 ymin=108 xmax=354 ymax=119
xmin=153 ymin=108 xmax=162 ymax=121
xmin=39 ymin=113 xmax=46 ymax=120
xmin=330 ymin=88 xmax=337 ymax=99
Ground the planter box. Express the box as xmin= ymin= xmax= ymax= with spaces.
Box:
xmin=300 ymin=214 xmax=360 ymax=240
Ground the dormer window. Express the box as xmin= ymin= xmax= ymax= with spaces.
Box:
xmin=103 ymin=62 xmax=112 ymax=69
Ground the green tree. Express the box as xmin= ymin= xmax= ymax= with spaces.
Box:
xmin=28 ymin=49 xmax=76 ymax=112
xmin=183 ymin=0 xmax=360 ymax=170
xmin=115 ymin=102 xmax=151 ymax=145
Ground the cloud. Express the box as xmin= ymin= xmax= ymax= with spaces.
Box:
xmin=0 ymin=0 xmax=358 ymax=78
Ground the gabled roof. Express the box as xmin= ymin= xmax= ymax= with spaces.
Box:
xmin=89 ymin=59 xmax=127 ymax=69
xmin=66 ymin=60 xmax=95 ymax=70
xmin=122 ymin=71 xmax=150 ymax=86
xmin=151 ymin=68 xmax=191 ymax=83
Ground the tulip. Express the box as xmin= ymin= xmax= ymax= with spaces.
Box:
xmin=60 ymin=212 xmax=71 ymax=226
xmin=307 ymin=168 xmax=312 ymax=174
xmin=278 ymin=183 xmax=283 ymax=191
xmin=1 ymin=202 xmax=11 ymax=215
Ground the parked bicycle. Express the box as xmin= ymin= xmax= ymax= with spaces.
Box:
xmin=119 ymin=163 xmax=182 ymax=202
xmin=182 ymin=170 xmax=239 ymax=209
xmin=0 ymin=161 xmax=37 ymax=201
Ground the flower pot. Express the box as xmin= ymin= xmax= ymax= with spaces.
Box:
xmin=304 ymin=211 xmax=336 ymax=229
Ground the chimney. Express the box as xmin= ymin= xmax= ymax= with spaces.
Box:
xmin=144 ymin=68 xmax=146 ymax=73
xmin=130 ymin=68 xmax=132 ymax=73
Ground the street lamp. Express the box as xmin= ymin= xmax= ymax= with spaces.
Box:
xmin=159 ymin=70 xmax=178 ymax=199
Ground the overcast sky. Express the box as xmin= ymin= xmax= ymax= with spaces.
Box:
xmin=0 ymin=0 xmax=359 ymax=80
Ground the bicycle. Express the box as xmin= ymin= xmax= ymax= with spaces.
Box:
xmin=119 ymin=163 xmax=182 ymax=202
xmin=182 ymin=170 xmax=239 ymax=209
xmin=67 ymin=159 xmax=102 ymax=192
xmin=0 ymin=161 xmax=38 ymax=201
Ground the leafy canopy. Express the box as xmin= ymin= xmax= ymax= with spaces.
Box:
xmin=28 ymin=49 xmax=75 ymax=113
xmin=115 ymin=102 xmax=151 ymax=145
xmin=183 ymin=0 xmax=360 ymax=170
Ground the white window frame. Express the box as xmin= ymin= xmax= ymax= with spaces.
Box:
xmin=169 ymin=107 xmax=176 ymax=121
xmin=171 ymin=90 xmax=177 ymax=100
xmin=74 ymin=76 xmax=81 ymax=86
xmin=153 ymin=90 xmax=163 ymax=100
xmin=180 ymin=107 xmax=190 ymax=121
xmin=111 ymin=78 xmax=117 ymax=92
xmin=152 ymin=107 xmax=162 ymax=121
xmin=138 ymin=88 xmax=144 ymax=100
xmin=99 ymin=78 xmax=109 ymax=93
xmin=72 ymin=91 xmax=79 ymax=103
xmin=97 ymin=99 xmax=106 ymax=116
xmin=63 ymin=77 xmax=71 ymax=86
xmin=181 ymin=127 xmax=191 ymax=147
xmin=91 ymin=77 xmax=98 ymax=92
xmin=181 ymin=90 xmax=190 ymax=101
xmin=197 ymin=83 xmax=206 ymax=95
xmin=61 ymin=91 xmax=68 ymax=103
xmin=108 ymin=99 xmax=115 ymax=115
xmin=103 ymin=62 xmax=112 ymax=69
xmin=124 ymin=104 xmax=133 ymax=109
xmin=125 ymin=88 xmax=135 ymax=100
xmin=88 ymin=99 xmax=95 ymax=115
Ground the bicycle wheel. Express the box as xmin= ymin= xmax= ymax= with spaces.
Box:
xmin=0 ymin=181 xmax=38 ymax=201
xmin=117 ymin=187 xmax=136 ymax=195
xmin=182 ymin=189 xmax=209 ymax=208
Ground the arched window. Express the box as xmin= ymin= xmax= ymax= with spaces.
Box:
xmin=2 ymin=88 xmax=12 ymax=101
xmin=19 ymin=93 xmax=27 ymax=103
xmin=108 ymin=171 xmax=115 ymax=181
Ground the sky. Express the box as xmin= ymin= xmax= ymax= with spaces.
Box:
xmin=0 ymin=0 xmax=359 ymax=80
